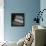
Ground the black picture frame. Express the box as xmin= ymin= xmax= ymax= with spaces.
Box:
xmin=11 ymin=13 xmax=25 ymax=26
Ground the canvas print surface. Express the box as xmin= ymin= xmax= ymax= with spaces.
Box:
xmin=11 ymin=13 xmax=24 ymax=26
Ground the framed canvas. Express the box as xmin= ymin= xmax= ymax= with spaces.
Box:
xmin=11 ymin=13 xmax=25 ymax=26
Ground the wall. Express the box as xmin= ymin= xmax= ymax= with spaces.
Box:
xmin=4 ymin=0 xmax=40 ymax=42
xmin=0 ymin=0 xmax=4 ymax=42
xmin=40 ymin=0 xmax=46 ymax=27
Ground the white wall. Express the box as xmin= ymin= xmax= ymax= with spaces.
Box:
xmin=40 ymin=0 xmax=46 ymax=27
xmin=0 ymin=0 xmax=4 ymax=42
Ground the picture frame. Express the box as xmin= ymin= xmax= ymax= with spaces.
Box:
xmin=11 ymin=13 xmax=25 ymax=26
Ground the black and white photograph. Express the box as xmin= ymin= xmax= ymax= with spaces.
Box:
xmin=11 ymin=13 xmax=25 ymax=26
